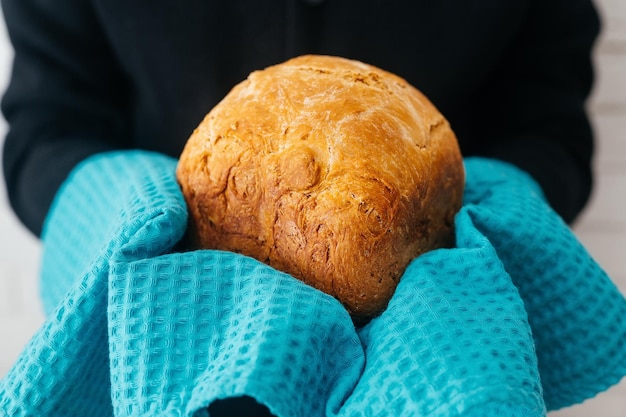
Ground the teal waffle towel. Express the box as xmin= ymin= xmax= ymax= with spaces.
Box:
xmin=1 ymin=151 xmax=625 ymax=416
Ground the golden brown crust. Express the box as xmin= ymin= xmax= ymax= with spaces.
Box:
xmin=176 ymin=55 xmax=465 ymax=322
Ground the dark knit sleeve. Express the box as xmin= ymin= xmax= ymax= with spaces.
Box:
xmin=1 ymin=0 xmax=130 ymax=236
xmin=469 ymin=0 xmax=600 ymax=224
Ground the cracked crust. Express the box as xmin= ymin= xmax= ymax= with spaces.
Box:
xmin=176 ymin=55 xmax=465 ymax=323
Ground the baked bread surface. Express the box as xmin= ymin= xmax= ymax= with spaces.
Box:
xmin=177 ymin=55 xmax=464 ymax=321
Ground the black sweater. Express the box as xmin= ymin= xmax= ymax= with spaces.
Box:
xmin=1 ymin=0 xmax=600 ymax=236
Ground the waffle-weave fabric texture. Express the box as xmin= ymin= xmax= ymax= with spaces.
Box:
xmin=0 ymin=151 xmax=624 ymax=416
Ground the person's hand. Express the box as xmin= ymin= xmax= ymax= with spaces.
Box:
xmin=339 ymin=157 xmax=626 ymax=416
xmin=341 ymin=184 xmax=546 ymax=416
xmin=1 ymin=151 xmax=190 ymax=416
xmin=1 ymin=150 xmax=364 ymax=417
xmin=460 ymin=158 xmax=626 ymax=410
xmin=37 ymin=151 xmax=188 ymax=313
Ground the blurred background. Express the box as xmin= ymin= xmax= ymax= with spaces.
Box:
xmin=0 ymin=1 xmax=624 ymax=415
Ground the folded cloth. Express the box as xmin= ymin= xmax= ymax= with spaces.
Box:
xmin=108 ymin=251 xmax=363 ymax=417
xmin=0 ymin=151 xmax=362 ymax=417
xmin=339 ymin=209 xmax=546 ymax=416
xmin=107 ymin=201 xmax=545 ymax=416
xmin=0 ymin=151 xmax=189 ymax=416
xmin=1 ymin=151 xmax=624 ymax=416
xmin=462 ymin=157 xmax=626 ymax=411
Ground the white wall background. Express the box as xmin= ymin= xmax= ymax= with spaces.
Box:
xmin=0 ymin=1 xmax=624 ymax=415
xmin=0 ymin=5 xmax=46 ymax=381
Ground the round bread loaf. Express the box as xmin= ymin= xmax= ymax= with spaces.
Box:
xmin=176 ymin=55 xmax=464 ymax=322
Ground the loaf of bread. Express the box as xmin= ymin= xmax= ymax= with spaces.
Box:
xmin=176 ymin=55 xmax=464 ymax=322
